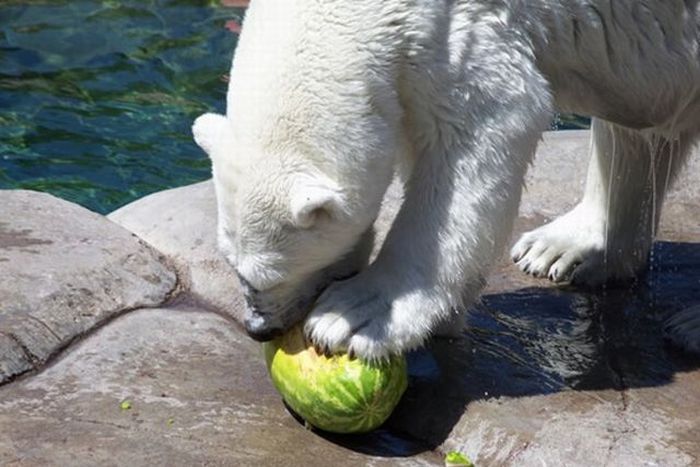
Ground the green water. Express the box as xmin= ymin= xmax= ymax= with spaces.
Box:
xmin=0 ymin=0 xmax=242 ymax=213
xmin=0 ymin=1 xmax=588 ymax=214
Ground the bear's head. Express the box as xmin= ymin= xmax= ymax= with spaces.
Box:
xmin=193 ymin=113 xmax=385 ymax=341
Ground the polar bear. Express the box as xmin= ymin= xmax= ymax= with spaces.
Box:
xmin=193 ymin=0 xmax=700 ymax=360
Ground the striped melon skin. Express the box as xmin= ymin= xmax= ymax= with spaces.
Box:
xmin=263 ymin=327 xmax=408 ymax=434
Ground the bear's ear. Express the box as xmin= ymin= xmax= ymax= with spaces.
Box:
xmin=290 ymin=177 xmax=345 ymax=229
xmin=192 ymin=113 xmax=233 ymax=160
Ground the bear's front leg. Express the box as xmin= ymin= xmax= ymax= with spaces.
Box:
xmin=307 ymin=37 xmax=554 ymax=360
xmin=306 ymin=248 xmax=476 ymax=360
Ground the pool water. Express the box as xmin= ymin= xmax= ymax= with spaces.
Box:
xmin=0 ymin=0 xmax=242 ymax=213
xmin=0 ymin=1 xmax=588 ymax=214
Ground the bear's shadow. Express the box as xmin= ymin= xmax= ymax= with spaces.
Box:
xmin=299 ymin=241 xmax=700 ymax=457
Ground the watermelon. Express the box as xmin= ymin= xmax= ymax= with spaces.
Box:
xmin=263 ymin=326 xmax=408 ymax=434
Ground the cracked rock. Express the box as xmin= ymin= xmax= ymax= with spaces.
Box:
xmin=0 ymin=190 xmax=177 ymax=383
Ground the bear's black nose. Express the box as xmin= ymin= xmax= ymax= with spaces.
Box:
xmin=244 ymin=313 xmax=283 ymax=342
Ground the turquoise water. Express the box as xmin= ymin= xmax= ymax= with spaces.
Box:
xmin=0 ymin=1 xmax=588 ymax=214
xmin=0 ymin=0 xmax=242 ymax=213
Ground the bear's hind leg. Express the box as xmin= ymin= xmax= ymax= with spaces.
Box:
xmin=512 ymin=118 xmax=693 ymax=286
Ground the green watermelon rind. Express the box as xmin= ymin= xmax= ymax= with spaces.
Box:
xmin=263 ymin=329 xmax=408 ymax=434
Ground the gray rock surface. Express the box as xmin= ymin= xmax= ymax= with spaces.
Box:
xmin=0 ymin=307 xmax=439 ymax=466
xmin=1 ymin=131 xmax=699 ymax=466
xmin=0 ymin=190 xmax=177 ymax=384
xmin=108 ymin=181 xmax=246 ymax=323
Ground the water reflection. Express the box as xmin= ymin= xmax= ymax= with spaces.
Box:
xmin=305 ymin=241 xmax=700 ymax=456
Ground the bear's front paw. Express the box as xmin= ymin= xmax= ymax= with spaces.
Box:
xmin=304 ymin=272 xmax=422 ymax=362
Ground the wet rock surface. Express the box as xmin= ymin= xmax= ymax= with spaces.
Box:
xmin=391 ymin=239 xmax=700 ymax=465
xmin=1 ymin=131 xmax=699 ymax=466
xmin=0 ymin=190 xmax=177 ymax=384
xmin=414 ymin=131 xmax=700 ymax=465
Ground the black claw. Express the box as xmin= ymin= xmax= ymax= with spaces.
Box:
xmin=348 ymin=348 xmax=356 ymax=360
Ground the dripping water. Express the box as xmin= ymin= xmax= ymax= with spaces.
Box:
xmin=603 ymin=123 xmax=617 ymax=279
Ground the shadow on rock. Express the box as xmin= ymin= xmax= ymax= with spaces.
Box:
xmin=300 ymin=241 xmax=700 ymax=456
xmin=283 ymin=399 xmax=436 ymax=458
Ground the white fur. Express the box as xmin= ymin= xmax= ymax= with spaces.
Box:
xmin=195 ymin=0 xmax=700 ymax=360
xmin=512 ymin=120 xmax=694 ymax=285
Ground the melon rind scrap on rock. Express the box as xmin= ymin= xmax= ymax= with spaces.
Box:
xmin=263 ymin=327 xmax=408 ymax=434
